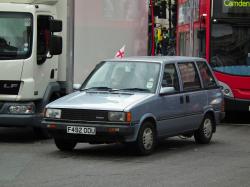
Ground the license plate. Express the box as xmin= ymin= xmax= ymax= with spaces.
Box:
xmin=67 ymin=126 xmax=96 ymax=135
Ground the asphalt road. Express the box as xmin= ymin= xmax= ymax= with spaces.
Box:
xmin=0 ymin=118 xmax=250 ymax=187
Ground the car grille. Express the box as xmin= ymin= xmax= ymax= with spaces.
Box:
xmin=61 ymin=109 xmax=109 ymax=122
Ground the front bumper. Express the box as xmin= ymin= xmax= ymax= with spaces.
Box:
xmin=0 ymin=102 xmax=40 ymax=127
xmin=225 ymin=97 xmax=250 ymax=112
xmin=43 ymin=120 xmax=140 ymax=143
xmin=0 ymin=114 xmax=39 ymax=127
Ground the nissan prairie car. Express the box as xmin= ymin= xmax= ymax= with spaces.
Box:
xmin=43 ymin=56 xmax=225 ymax=155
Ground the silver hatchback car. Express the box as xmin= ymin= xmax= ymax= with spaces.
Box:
xmin=43 ymin=56 xmax=225 ymax=155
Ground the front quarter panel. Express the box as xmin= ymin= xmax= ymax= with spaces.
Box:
xmin=128 ymin=95 xmax=162 ymax=137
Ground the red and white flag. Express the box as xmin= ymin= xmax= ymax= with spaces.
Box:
xmin=115 ymin=45 xmax=126 ymax=58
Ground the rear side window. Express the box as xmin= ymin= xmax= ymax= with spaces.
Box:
xmin=197 ymin=61 xmax=217 ymax=88
xmin=178 ymin=62 xmax=201 ymax=91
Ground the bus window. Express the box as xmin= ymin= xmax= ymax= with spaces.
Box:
xmin=197 ymin=29 xmax=206 ymax=58
xmin=179 ymin=32 xmax=190 ymax=56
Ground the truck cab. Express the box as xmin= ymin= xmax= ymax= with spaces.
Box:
xmin=0 ymin=2 xmax=63 ymax=133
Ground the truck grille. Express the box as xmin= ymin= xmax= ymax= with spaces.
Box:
xmin=61 ymin=109 xmax=108 ymax=122
xmin=0 ymin=81 xmax=21 ymax=95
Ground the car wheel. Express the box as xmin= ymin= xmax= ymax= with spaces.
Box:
xmin=54 ymin=138 xmax=77 ymax=151
xmin=135 ymin=121 xmax=157 ymax=155
xmin=194 ymin=114 xmax=214 ymax=144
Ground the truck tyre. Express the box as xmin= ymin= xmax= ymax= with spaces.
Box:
xmin=33 ymin=127 xmax=51 ymax=139
xmin=135 ymin=121 xmax=157 ymax=155
xmin=194 ymin=114 xmax=214 ymax=144
xmin=54 ymin=138 xmax=77 ymax=151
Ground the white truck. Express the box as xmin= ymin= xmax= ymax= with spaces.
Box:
xmin=0 ymin=0 xmax=148 ymax=136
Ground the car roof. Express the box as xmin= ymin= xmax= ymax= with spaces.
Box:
xmin=105 ymin=56 xmax=206 ymax=64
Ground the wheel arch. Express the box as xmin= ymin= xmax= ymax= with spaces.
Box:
xmin=139 ymin=114 xmax=158 ymax=132
xmin=36 ymin=82 xmax=62 ymax=113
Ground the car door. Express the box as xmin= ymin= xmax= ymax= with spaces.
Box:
xmin=157 ymin=63 xmax=187 ymax=137
xmin=177 ymin=61 xmax=206 ymax=131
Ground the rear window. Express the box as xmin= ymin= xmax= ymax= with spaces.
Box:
xmin=178 ymin=62 xmax=201 ymax=91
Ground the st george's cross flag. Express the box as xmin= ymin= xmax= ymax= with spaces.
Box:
xmin=115 ymin=45 xmax=126 ymax=58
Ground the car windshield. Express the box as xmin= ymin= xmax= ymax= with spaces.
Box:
xmin=81 ymin=61 xmax=161 ymax=93
xmin=0 ymin=12 xmax=32 ymax=60
xmin=210 ymin=23 xmax=250 ymax=76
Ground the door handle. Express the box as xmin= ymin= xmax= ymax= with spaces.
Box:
xmin=180 ymin=96 xmax=184 ymax=104
xmin=186 ymin=95 xmax=190 ymax=103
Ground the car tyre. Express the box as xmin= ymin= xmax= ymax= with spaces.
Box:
xmin=135 ymin=121 xmax=157 ymax=155
xmin=194 ymin=114 xmax=214 ymax=144
xmin=54 ymin=138 xmax=77 ymax=151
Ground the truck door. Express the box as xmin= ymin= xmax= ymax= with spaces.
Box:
xmin=33 ymin=15 xmax=59 ymax=99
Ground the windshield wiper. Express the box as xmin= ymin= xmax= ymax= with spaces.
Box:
xmin=81 ymin=87 xmax=118 ymax=92
xmin=118 ymin=88 xmax=151 ymax=92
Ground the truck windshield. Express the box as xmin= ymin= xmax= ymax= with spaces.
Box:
xmin=0 ymin=12 xmax=32 ymax=60
xmin=210 ymin=23 xmax=250 ymax=76
xmin=82 ymin=61 xmax=161 ymax=93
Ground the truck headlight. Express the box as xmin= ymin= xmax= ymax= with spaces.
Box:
xmin=45 ymin=108 xmax=61 ymax=119
xmin=9 ymin=104 xmax=35 ymax=114
xmin=108 ymin=112 xmax=131 ymax=122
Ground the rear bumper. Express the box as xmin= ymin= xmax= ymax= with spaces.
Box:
xmin=225 ymin=97 xmax=250 ymax=112
xmin=43 ymin=120 xmax=140 ymax=143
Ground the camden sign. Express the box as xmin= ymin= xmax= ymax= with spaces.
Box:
xmin=222 ymin=0 xmax=250 ymax=15
xmin=224 ymin=0 xmax=250 ymax=7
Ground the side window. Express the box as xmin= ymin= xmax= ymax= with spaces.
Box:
xmin=178 ymin=62 xmax=201 ymax=91
xmin=162 ymin=64 xmax=180 ymax=91
xmin=37 ymin=15 xmax=52 ymax=65
xmin=197 ymin=61 xmax=217 ymax=88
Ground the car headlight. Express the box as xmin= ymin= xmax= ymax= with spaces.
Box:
xmin=45 ymin=108 xmax=61 ymax=119
xmin=9 ymin=104 xmax=35 ymax=114
xmin=108 ymin=112 xmax=131 ymax=122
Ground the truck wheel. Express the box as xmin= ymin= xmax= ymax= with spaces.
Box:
xmin=33 ymin=127 xmax=51 ymax=139
xmin=135 ymin=121 xmax=157 ymax=155
xmin=194 ymin=114 xmax=214 ymax=144
xmin=54 ymin=138 xmax=77 ymax=151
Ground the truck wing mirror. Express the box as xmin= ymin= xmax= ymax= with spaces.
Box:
xmin=49 ymin=35 xmax=62 ymax=55
xmin=49 ymin=19 xmax=62 ymax=32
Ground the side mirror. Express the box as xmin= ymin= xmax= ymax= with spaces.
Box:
xmin=49 ymin=35 xmax=62 ymax=55
xmin=160 ymin=87 xmax=175 ymax=95
xmin=49 ymin=19 xmax=62 ymax=32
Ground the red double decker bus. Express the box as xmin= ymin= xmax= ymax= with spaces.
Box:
xmin=176 ymin=0 xmax=250 ymax=112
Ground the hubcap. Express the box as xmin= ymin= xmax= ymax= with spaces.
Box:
xmin=142 ymin=128 xmax=154 ymax=150
xmin=203 ymin=118 xmax=212 ymax=138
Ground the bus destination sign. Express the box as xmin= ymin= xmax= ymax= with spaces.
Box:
xmin=223 ymin=0 xmax=250 ymax=14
